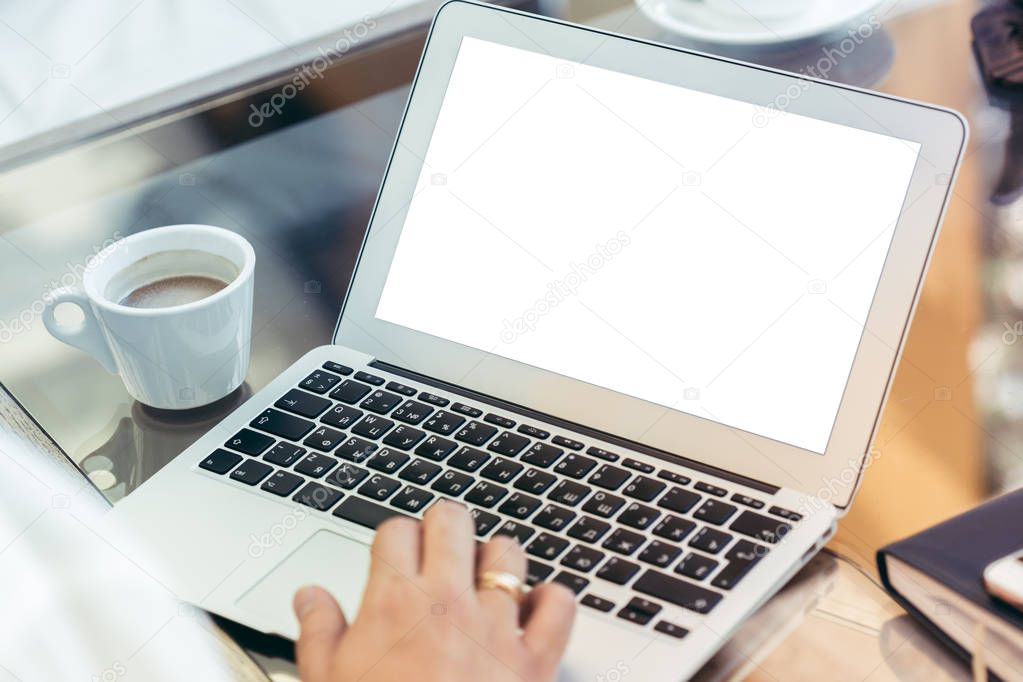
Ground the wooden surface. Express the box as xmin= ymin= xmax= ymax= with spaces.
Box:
xmin=830 ymin=0 xmax=988 ymax=571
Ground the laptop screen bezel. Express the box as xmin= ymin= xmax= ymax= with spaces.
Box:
xmin=334 ymin=0 xmax=967 ymax=510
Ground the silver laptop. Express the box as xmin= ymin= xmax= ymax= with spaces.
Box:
xmin=106 ymin=2 xmax=966 ymax=678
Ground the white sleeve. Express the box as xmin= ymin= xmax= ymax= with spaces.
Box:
xmin=0 ymin=430 xmax=237 ymax=681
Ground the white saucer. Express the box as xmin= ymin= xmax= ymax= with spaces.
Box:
xmin=636 ymin=0 xmax=883 ymax=46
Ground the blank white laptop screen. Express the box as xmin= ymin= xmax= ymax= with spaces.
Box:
xmin=375 ymin=36 xmax=920 ymax=454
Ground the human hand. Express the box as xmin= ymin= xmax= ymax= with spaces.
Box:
xmin=292 ymin=500 xmax=577 ymax=682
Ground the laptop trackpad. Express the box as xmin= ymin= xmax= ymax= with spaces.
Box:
xmin=236 ymin=530 xmax=372 ymax=636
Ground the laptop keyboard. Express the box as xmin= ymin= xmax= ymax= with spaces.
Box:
xmin=199 ymin=361 xmax=802 ymax=638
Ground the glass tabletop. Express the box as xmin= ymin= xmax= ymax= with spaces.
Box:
xmin=0 ymin=1 xmax=1002 ymax=679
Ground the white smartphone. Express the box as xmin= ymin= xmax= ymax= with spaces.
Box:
xmin=984 ymin=549 xmax=1023 ymax=611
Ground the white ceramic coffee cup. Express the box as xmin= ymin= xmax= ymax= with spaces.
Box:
xmin=43 ymin=224 xmax=255 ymax=410
xmin=703 ymin=0 xmax=814 ymax=20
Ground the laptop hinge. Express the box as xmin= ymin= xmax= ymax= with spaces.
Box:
xmin=371 ymin=360 xmax=780 ymax=495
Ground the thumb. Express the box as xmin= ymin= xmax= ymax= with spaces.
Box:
xmin=293 ymin=585 xmax=348 ymax=682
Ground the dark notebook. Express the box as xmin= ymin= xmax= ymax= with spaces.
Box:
xmin=877 ymin=490 xmax=1023 ymax=680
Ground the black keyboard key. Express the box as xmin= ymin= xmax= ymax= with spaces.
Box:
xmin=653 ymin=515 xmax=697 ymax=543
xmin=304 ymin=426 xmax=347 ymax=453
xmin=552 ymin=435 xmax=584 ymax=450
xmin=527 ymin=560 xmax=554 ymax=586
xmin=321 ymin=404 xmax=364 ymax=430
xmin=617 ymin=609 xmax=653 ymax=626
xmin=275 ymin=389 xmax=331 ymax=418
xmin=638 ymin=540 xmax=682 ymax=568
xmin=358 ymin=474 xmax=401 ymax=501
xmin=449 ymin=446 xmax=490 ymax=472
xmin=293 ymin=482 xmax=343 ymax=511
xmin=581 ymin=594 xmax=615 ymax=612
xmin=588 ymin=464 xmax=631 ymax=490
xmin=527 ymin=533 xmax=570 ymax=561
xmin=251 ymin=408 xmax=316 ymax=441
xmin=323 ymin=361 xmax=353 ymax=375
xmin=324 ymin=462 xmax=369 ymax=490
xmin=654 ymin=621 xmax=689 ymax=639
xmin=548 ymin=480 xmax=591 ymax=507
xmin=299 ymin=370 xmax=341 ymax=394
xmin=657 ymin=470 xmax=691 ymax=485
xmin=731 ymin=493 xmax=765 ymax=509
xmin=487 ymin=431 xmax=530 ymax=457
xmin=567 ymin=516 xmax=611 ymax=543
xmin=517 ymin=424 xmax=550 ymax=439
xmin=451 ymin=402 xmax=483 ymax=418
xmin=392 ymin=400 xmax=434 ymax=425
xmin=470 ymin=508 xmax=501 ymax=535
xmin=330 ymin=380 xmax=372 ymax=404
xmin=555 ymin=453 xmax=597 ymax=479
xmin=418 ymin=392 xmax=449 ymax=407
xmin=711 ymin=540 xmax=766 ymax=590
xmin=596 ymin=557 xmax=640 ymax=585
xmin=552 ymin=571 xmax=589 ymax=594
xmin=231 ymin=462 xmax=277 ymax=490
xmin=623 ymin=476 xmax=666 ymax=502
xmin=454 ymin=421 xmax=498 ymax=446
xmin=694 ymin=499 xmax=738 ymax=526
xmin=533 ymin=504 xmax=576 ymax=532
xmin=618 ymin=502 xmax=661 ymax=530
xmin=730 ymin=510 xmax=792 ymax=544
xmin=390 ymin=485 xmax=434 ymax=514
xmin=261 ymin=470 xmax=304 ymax=497
xmin=431 ymin=470 xmax=474 ymax=497
xmin=294 ymin=453 xmax=339 ymax=478
xmin=689 ymin=527 xmax=732 ymax=554
xmin=367 ymin=448 xmax=409 ymax=474
xmin=399 ymin=458 xmax=442 ymax=485
xmin=623 ymin=458 xmax=655 ymax=474
xmin=423 ymin=410 xmax=465 ymax=435
xmin=676 ymin=552 xmax=719 ymax=581
xmin=494 ymin=520 xmax=534 ymax=544
xmin=414 ymin=436 xmax=457 ymax=461
xmin=521 ymin=442 xmax=564 ymax=468
xmin=485 ymin=413 xmax=516 ymax=429
xmin=634 ymin=570 xmax=722 ymax=614
xmin=586 ymin=446 xmax=620 ymax=462
xmin=464 ymin=481 xmax=508 ymax=508
xmin=383 ymin=424 xmax=426 ymax=450
xmin=695 ymin=481 xmax=727 ymax=497
xmin=385 ymin=381 xmax=417 ymax=397
xmin=582 ymin=491 xmax=625 ymax=518
xmin=200 ymin=449 xmax=242 ymax=474
xmin=514 ymin=467 xmax=557 ymax=495
xmin=480 ymin=457 xmax=523 ymax=484
xmin=263 ymin=442 xmax=306 ymax=467
xmin=225 ymin=429 xmax=273 ymax=456
xmin=360 ymin=390 xmax=403 ymax=415
xmin=352 ymin=415 xmax=394 ymax=440
xmin=658 ymin=486 xmax=701 ymax=513
xmin=333 ymin=496 xmax=407 ymax=529
xmin=336 ymin=437 xmax=378 ymax=463
xmin=498 ymin=492 xmax=543 ymax=519
xmin=769 ymin=505 xmax=803 ymax=521
xmin=354 ymin=371 xmax=384 ymax=386
xmin=602 ymin=528 xmax=646 ymax=556
xmin=561 ymin=545 xmax=605 ymax=573
xmin=618 ymin=596 xmax=663 ymax=625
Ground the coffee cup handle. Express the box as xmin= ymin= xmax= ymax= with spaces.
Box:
xmin=42 ymin=288 xmax=118 ymax=374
